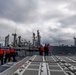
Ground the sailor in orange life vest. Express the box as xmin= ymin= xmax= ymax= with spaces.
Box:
xmin=4 ymin=47 xmax=11 ymax=63
xmin=10 ymin=46 xmax=16 ymax=62
xmin=39 ymin=45 xmax=44 ymax=55
xmin=0 ymin=46 xmax=4 ymax=65
xmin=44 ymin=44 xmax=50 ymax=56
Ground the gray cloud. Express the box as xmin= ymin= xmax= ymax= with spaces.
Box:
xmin=60 ymin=15 xmax=76 ymax=27
xmin=0 ymin=0 xmax=38 ymax=23
xmin=0 ymin=0 xmax=76 ymax=46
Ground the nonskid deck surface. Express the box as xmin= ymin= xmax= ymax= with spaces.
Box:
xmin=0 ymin=55 xmax=76 ymax=75
xmin=0 ymin=56 xmax=27 ymax=72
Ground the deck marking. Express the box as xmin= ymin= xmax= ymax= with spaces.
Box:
xmin=1 ymin=57 xmax=30 ymax=74
xmin=47 ymin=63 xmax=51 ymax=75
xmin=1 ymin=56 xmax=35 ymax=75
xmin=41 ymin=63 xmax=47 ymax=75
xmin=52 ymin=56 xmax=67 ymax=75
xmin=38 ymin=63 xmax=42 ymax=75
xmin=43 ymin=56 xmax=45 ymax=62
xmin=65 ymin=57 xmax=75 ymax=62
xmin=39 ymin=56 xmax=48 ymax=75
xmin=17 ymin=55 xmax=37 ymax=75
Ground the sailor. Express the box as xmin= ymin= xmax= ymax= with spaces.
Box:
xmin=10 ymin=46 xmax=16 ymax=62
xmin=44 ymin=44 xmax=48 ymax=56
xmin=0 ymin=46 xmax=4 ymax=65
xmin=39 ymin=45 xmax=44 ymax=55
xmin=44 ymin=44 xmax=50 ymax=56
xmin=4 ymin=47 xmax=11 ymax=63
xmin=47 ymin=44 xmax=50 ymax=55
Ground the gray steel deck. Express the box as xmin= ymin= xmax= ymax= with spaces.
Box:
xmin=0 ymin=55 xmax=76 ymax=75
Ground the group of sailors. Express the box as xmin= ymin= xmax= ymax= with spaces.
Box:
xmin=0 ymin=44 xmax=50 ymax=65
xmin=0 ymin=46 xmax=16 ymax=65
xmin=39 ymin=44 xmax=50 ymax=56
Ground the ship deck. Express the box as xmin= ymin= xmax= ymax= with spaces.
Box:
xmin=0 ymin=55 xmax=76 ymax=75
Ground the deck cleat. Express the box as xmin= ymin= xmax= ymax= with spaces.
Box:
xmin=41 ymin=69 xmax=43 ymax=72
xmin=29 ymin=59 xmax=32 ymax=61
xmin=68 ymin=64 xmax=71 ymax=67
xmin=64 ymin=63 xmax=70 ymax=67
xmin=13 ymin=70 xmax=20 ymax=75
xmin=72 ymin=67 xmax=76 ymax=73
xmin=66 ymin=71 xmax=72 ymax=75
xmin=64 ymin=67 xmax=69 ymax=71
xmin=62 ymin=66 xmax=66 ymax=69
xmin=20 ymin=65 xmax=25 ymax=69
xmin=56 ymin=60 xmax=60 ymax=63
xmin=41 ymin=65 xmax=43 ymax=67
xmin=19 ymin=69 xmax=23 ymax=72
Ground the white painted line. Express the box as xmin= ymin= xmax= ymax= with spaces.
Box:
xmin=38 ymin=63 xmax=42 ymax=75
xmin=32 ymin=55 xmax=37 ymax=61
xmin=45 ymin=56 xmax=47 ymax=61
xmin=65 ymin=57 xmax=76 ymax=62
xmin=1 ymin=57 xmax=29 ymax=74
xmin=1 ymin=56 xmax=36 ymax=75
xmin=52 ymin=56 xmax=67 ymax=75
xmin=14 ymin=55 xmax=36 ymax=75
xmin=47 ymin=63 xmax=51 ymax=75
xmin=41 ymin=63 xmax=47 ymax=75
xmin=20 ymin=62 xmax=31 ymax=75
xmin=19 ymin=55 xmax=37 ymax=75
xmin=43 ymin=56 xmax=45 ymax=62
xmin=13 ymin=61 xmax=31 ymax=75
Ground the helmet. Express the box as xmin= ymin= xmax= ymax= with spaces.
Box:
xmin=11 ymin=46 xmax=13 ymax=48
xmin=10 ymin=46 xmax=14 ymax=48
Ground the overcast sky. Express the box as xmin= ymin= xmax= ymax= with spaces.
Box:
xmin=0 ymin=0 xmax=76 ymax=46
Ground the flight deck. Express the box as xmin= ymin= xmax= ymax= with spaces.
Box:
xmin=0 ymin=55 xmax=76 ymax=75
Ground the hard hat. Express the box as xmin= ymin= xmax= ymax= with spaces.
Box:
xmin=10 ymin=46 xmax=14 ymax=48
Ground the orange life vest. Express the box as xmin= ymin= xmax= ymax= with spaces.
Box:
xmin=40 ymin=46 xmax=44 ymax=51
xmin=47 ymin=46 xmax=50 ymax=50
xmin=10 ymin=49 xmax=15 ymax=53
xmin=6 ymin=49 xmax=10 ymax=54
xmin=0 ymin=49 xmax=4 ymax=54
